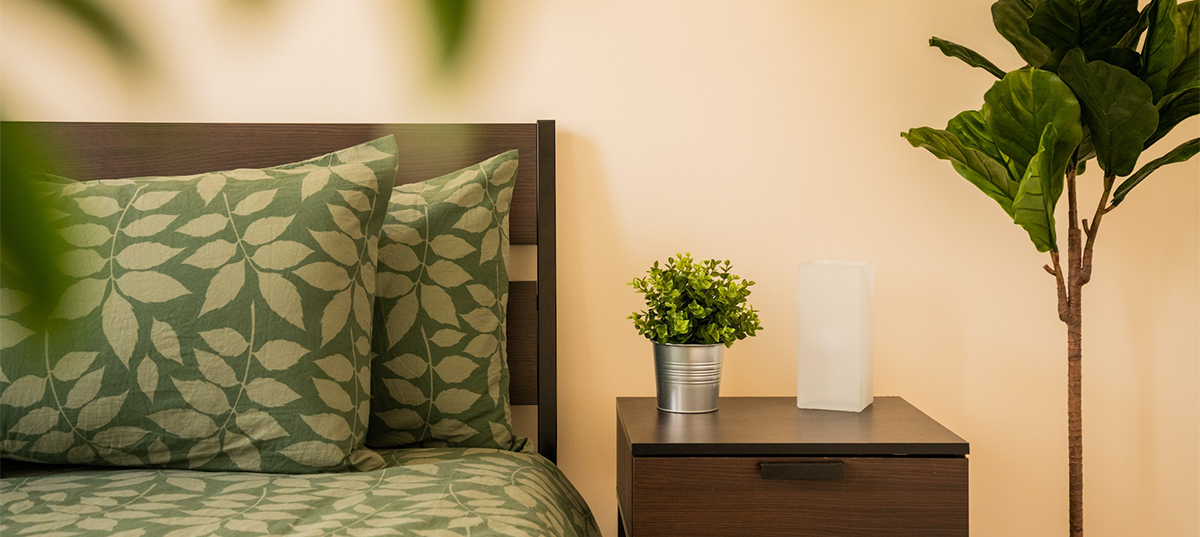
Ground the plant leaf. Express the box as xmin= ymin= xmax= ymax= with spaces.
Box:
xmin=101 ymin=293 xmax=137 ymax=366
xmin=52 ymin=351 xmax=98 ymax=381
xmin=1013 ymin=125 xmax=1064 ymax=252
xmin=115 ymin=271 xmax=190 ymax=303
xmin=1113 ymin=137 xmax=1199 ymax=205
xmin=172 ymin=378 xmax=231 ymax=415
xmin=320 ymin=288 xmax=352 ymax=346
xmin=150 ymin=319 xmax=184 ymax=364
xmin=258 ymin=272 xmax=305 ymax=329
xmin=1165 ymin=47 xmax=1200 ymax=95
xmin=1143 ymin=0 xmax=1180 ymax=100
xmin=421 ymin=284 xmax=460 ymax=327
xmin=301 ymin=413 xmax=353 ymax=441
xmin=278 ymin=441 xmax=342 ymax=467
xmin=1146 ymin=87 xmax=1199 ymax=148
xmin=194 ymin=349 xmax=238 ymax=388
xmin=183 ymin=240 xmax=237 ymax=269
xmin=1029 ymin=0 xmax=1140 ymax=56
xmin=235 ymin=409 xmax=288 ymax=440
xmin=309 ymin=230 xmax=360 ymax=266
xmin=53 ymin=277 xmax=107 ymax=320
xmin=930 ymin=37 xmax=1006 ymax=78
xmin=115 ymin=242 xmax=184 ymax=270
xmin=984 ymin=67 xmax=1083 ymax=181
xmin=199 ymin=260 xmax=246 ymax=315
xmin=241 ymin=216 xmax=294 ymax=246
xmin=251 ymin=240 xmax=313 ymax=270
xmin=386 ymin=292 xmax=419 ymax=346
xmin=1058 ymin=48 xmax=1159 ymax=176
xmin=176 ymin=214 xmax=228 ymax=237
xmin=1177 ymin=1 xmax=1200 ymax=65
xmin=148 ymin=409 xmax=217 ymax=438
xmin=244 ymin=378 xmax=301 ymax=407
xmin=993 ymin=0 xmax=1052 ymax=66
xmin=313 ymin=378 xmax=354 ymax=412
xmin=902 ymin=126 xmax=1018 ymax=217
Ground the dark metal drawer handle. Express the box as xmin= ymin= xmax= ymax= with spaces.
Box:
xmin=760 ymin=461 xmax=845 ymax=480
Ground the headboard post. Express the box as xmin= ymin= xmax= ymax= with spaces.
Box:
xmin=535 ymin=120 xmax=558 ymax=463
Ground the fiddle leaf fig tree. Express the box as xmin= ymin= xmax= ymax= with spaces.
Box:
xmin=902 ymin=1 xmax=1198 ymax=535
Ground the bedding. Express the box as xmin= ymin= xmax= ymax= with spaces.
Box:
xmin=0 ymin=136 xmax=398 ymax=473
xmin=368 ymin=151 xmax=520 ymax=451
xmin=0 ymin=447 xmax=601 ymax=536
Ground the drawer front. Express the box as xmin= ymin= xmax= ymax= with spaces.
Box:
xmin=631 ymin=456 xmax=967 ymax=537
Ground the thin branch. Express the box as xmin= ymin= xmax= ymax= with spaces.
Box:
xmin=1080 ymin=175 xmax=1114 ymax=285
xmin=1050 ymin=250 xmax=1069 ymax=322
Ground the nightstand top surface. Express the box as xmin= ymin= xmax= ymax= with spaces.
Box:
xmin=616 ymin=396 xmax=968 ymax=456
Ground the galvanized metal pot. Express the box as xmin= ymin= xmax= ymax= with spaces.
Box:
xmin=653 ymin=342 xmax=724 ymax=413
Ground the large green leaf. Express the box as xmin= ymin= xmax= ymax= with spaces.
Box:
xmin=1165 ymin=47 xmax=1200 ymax=95
xmin=1117 ymin=4 xmax=1152 ymax=49
xmin=1145 ymin=87 xmax=1199 ymax=148
xmin=983 ymin=68 xmax=1083 ymax=182
xmin=993 ymin=0 xmax=1052 ymax=66
xmin=930 ymin=37 xmax=1007 ymax=79
xmin=1142 ymin=0 xmax=1179 ymax=100
xmin=1012 ymin=125 xmax=1064 ymax=252
xmin=1093 ymin=47 xmax=1143 ymax=74
xmin=947 ymin=108 xmax=1008 ymax=163
xmin=1176 ymin=1 xmax=1199 ymax=66
xmin=1112 ymin=138 xmax=1199 ymax=205
xmin=1029 ymin=0 xmax=1140 ymax=56
xmin=902 ymin=125 xmax=1019 ymax=217
xmin=1058 ymin=48 xmax=1159 ymax=176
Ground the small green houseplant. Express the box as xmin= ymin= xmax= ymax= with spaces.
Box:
xmin=903 ymin=1 xmax=1197 ymax=535
xmin=629 ymin=253 xmax=762 ymax=413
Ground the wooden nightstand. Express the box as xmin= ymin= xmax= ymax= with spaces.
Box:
xmin=616 ymin=397 xmax=969 ymax=537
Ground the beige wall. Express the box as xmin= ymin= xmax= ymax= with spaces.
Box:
xmin=3 ymin=0 xmax=1197 ymax=535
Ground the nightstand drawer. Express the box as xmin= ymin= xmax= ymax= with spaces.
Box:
xmin=630 ymin=456 xmax=967 ymax=537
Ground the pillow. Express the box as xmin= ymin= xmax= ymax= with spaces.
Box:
xmin=367 ymin=150 xmax=520 ymax=450
xmin=0 ymin=136 xmax=398 ymax=473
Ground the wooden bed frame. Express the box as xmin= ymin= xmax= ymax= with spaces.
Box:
xmin=0 ymin=121 xmax=560 ymax=463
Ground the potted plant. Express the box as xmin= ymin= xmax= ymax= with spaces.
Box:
xmin=629 ymin=253 xmax=763 ymax=413
xmin=903 ymin=1 xmax=1197 ymax=534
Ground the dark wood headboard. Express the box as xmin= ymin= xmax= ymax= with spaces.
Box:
xmin=0 ymin=121 xmax=559 ymax=462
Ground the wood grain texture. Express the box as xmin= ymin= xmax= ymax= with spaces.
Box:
xmin=630 ymin=456 xmax=968 ymax=537
xmin=507 ymin=281 xmax=538 ymax=405
xmin=617 ymin=415 xmax=634 ymax=537
xmin=0 ymin=122 xmax=539 ymax=244
xmin=616 ymin=396 xmax=969 ymax=456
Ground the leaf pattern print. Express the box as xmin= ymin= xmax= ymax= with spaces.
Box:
xmin=368 ymin=150 xmax=520 ymax=451
xmin=0 ymin=136 xmax=398 ymax=473
xmin=0 ymin=448 xmax=601 ymax=537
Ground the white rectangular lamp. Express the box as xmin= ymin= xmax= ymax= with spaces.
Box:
xmin=797 ymin=260 xmax=874 ymax=412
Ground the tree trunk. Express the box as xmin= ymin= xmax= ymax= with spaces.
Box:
xmin=1067 ymin=286 xmax=1083 ymax=537
xmin=1055 ymin=164 xmax=1114 ymax=537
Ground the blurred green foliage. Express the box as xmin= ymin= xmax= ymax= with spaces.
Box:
xmin=1 ymin=0 xmax=478 ymax=326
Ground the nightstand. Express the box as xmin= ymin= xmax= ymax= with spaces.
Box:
xmin=616 ymin=396 xmax=968 ymax=536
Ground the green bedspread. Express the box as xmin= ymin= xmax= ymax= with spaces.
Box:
xmin=0 ymin=448 xmax=599 ymax=536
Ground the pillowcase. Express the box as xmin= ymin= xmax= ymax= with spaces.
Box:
xmin=367 ymin=150 xmax=520 ymax=450
xmin=0 ymin=136 xmax=398 ymax=473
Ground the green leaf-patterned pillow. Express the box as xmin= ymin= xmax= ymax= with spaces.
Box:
xmin=368 ymin=150 xmax=520 ymax=450
xmin=0 ymin=136 xmax=398 ymax=473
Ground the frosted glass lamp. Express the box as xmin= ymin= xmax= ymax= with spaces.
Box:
xmin=797 ymin=260 xmax=874 ymax=412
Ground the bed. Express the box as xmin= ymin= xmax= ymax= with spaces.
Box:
xmin=0 ymin=121 xmax=599 ymax=536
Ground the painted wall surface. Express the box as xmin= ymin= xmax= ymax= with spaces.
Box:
xmin=3 ymin=1 xmax=1197 ymax=535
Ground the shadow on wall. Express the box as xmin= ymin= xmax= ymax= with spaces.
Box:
xmin=553 ymin=129 xmax=638 ymax=537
